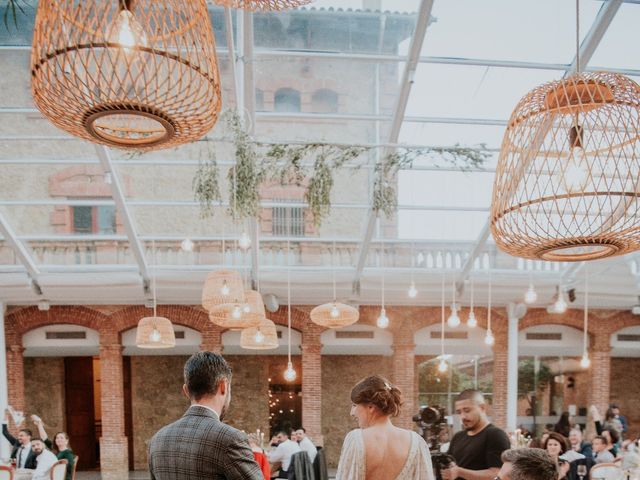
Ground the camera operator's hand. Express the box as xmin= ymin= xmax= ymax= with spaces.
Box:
xmin=442 ymin=463 xmax=459 ymax=480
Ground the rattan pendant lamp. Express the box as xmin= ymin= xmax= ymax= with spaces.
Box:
xmin=211 ymin=0 xmax=312 ymax=11
xmin=491 ymin=0 xmax=640 ymax=262
xmin=31 ymin=0 xmax=221 ymax=150
xmin=310 ymin=240 xmax=359 ymax=328
xmin=202 ymin=269 xmax=246 ymax=312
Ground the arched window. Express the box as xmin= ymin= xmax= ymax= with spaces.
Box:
xmin=311 ymin=88 xmax=338 ymax=113
xmin=274 ymin=88 xmax=301 ymax=112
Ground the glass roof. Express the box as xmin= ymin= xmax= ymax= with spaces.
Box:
xmin=0 ymin=0 xmax=638 ymax=308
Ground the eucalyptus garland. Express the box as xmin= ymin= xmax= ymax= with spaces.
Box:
xmin=193 ymin=143 xmax=221 ymax=219
xmin=2 ymin=0 xmax=28 ymax=29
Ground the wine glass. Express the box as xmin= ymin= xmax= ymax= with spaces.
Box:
xmin=577 ymin=464 xmax=587 ymax=480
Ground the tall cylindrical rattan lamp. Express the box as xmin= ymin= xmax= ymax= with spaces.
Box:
xmin=491 ymin=72 xmax=640 ymax=261
xmin=31 ymin=0 xmax=221 ymax=150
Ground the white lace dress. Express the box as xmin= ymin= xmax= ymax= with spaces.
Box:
xmin=335 ymin=429 xmax=435 ymax=480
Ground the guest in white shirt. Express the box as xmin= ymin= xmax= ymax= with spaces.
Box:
xmin=293 ymin=428 xmax=317 ymax=463
xmin=30 ymin=439 xmax=59 ymax=480
xmin=593 ymin=436 xmax=615 ymax=464
xmin=268 ymin=431 xmax=301 ymax=478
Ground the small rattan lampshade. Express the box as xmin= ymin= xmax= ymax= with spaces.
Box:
xmin=211 ymin=0 xmax=312 ymax=11
xmin=310 ymin=302 xmax=359 ymax=328
xmin=202 ymin=270 xmax=246 ymax=312
xmin=240 ymin=318 xmax=279 ymax=350
xmin=31 ymin=0 xmax=221 ymax=150
xmin=491 ymin=72 xmax=640 ymax=261
xmin=135 ymin=316 xmax=176 ymax=348
xmin=210 ymin=289 xmax=265 ymax=329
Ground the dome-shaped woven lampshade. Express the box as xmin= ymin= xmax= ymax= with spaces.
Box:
xmin=202 ymin=269 xmax=246 ymax=312
xmin=492 ymin=72 xmax=640 ymax=261
xmin=211 ymin=0 xmax=311 ymax=11
xmin=240 ymin=318 xmax=279 ymax=350
xmin=310 ymin=302 xmax=359 ymax=328
xmin=210 ymin=289 xmax=265 ymax=329
xmin=135 ymin=316 xmax=176 ymax=348
xmin=31 ymin=0 xmax=221 ymax=150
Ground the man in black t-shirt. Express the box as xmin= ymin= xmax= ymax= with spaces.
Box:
xmin=442 ymin=390 xmax=511 ymax=480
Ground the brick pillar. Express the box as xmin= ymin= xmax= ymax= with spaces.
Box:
xmin=392 ymin=325 xmax=415 ymax=429
xmin=200 ymin=322 xmax=223 ymax=353
xmin=588 ymin=342 xmax=611 ymax=414
xmin=301 ymin=322 xmax=322 ymax=445
xmin=6 ymin=345 xmax=25 ymax=414
xmin=99 ymin=342 xmax=128 ymax=479
xmin=491 ymin=324 xmax=508 ymax=430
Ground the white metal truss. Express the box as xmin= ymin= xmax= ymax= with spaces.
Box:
xmin=352 ymin=0 xmax=436 ymax=297
xmin=454 ymin=0 xmax=624 ymax=295
xmin=0 ymin=212 xmax=42 ymax=295
xmin=94 ymin=145 xmax=150 ymax=293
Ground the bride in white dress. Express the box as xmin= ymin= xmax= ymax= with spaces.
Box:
xmin=336 ymin=375 xmax=435 ymax=480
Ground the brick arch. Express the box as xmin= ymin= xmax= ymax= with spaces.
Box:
xmin=110 ymin=305 xmax=209 ymax=336
xmin=519 ymin=308 xmax=597 ymax=334
xmin=266 ymin=306 xmax=308 ymax=333
xmin=599 ymin=311 xmax=640 ymax=335
xmin=409 ymin=306 xmax=508 ymax=333
xmin=7 ymin=306 xmax=108 ymax=342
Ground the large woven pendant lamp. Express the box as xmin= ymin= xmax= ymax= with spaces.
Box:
xmin=31 ymin=0 xmax=221 ymax=150
xmin=240 ymin=318 xmax=279 ymax=350
xmin=209 ymin=289 xmax=264 ymax=329
xmin=211 ymin=0 xmax=312 ymax=11
xmin=491 ymin=1 xmax=640 ymax=262
xmin=202 ymin=269 xmax=246 ymax=312
xmin=310 ymin=240 xmax=359 ymax=328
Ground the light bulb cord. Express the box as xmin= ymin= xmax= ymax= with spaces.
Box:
xmin=583 ymin=262 xmax=588 ymax=354
xmin=380 ymin=218 xmax=385 ymax=308
xmin=287 ymin=239 xmax=292 ymax=364
xmin=332 ymin=239 xmax=336 ymax=302
xmin=575 ymin=0 xmax=581 ymax=74
xmin=487 ymin=270 xmax=492 ymax=333
xmin=470 ymin=276 xmax=474 ymax=312
xmin=440 ymin=272 xmax=445 ymax=357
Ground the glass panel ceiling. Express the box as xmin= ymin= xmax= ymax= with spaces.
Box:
xmin=590 ymin=2 xmax=640 ymax=70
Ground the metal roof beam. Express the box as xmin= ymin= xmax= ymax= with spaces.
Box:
xmin=94 ymin=145 xmax=150 ymax=292
xmin=454 ymin=0 xmax=623 ymax=295
xmin=0 ymin=212 xmax=42 ymax=295
xmin=352 ymin=0 xmax=436 ymax=296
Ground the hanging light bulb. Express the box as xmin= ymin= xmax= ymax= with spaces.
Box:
xmin=484 ymin=330 xmax=495 ymax=346
xmin=408 ymin=281 xmax=418 ymax=299
xmin=242 ymin=303 xmax=251 ymax=314
xmin=377 ymin=308 xmax=389 ymax=329
xmin=447 ymin=305 xmax=461 ymax=328
xmin=524 ymin=284 xmax=537 ymax=304
xmin=238 ymin=232 xmax=251 ymax=250
xmin=231 ymin=304 xmax=242 ymax=319
xmin=554 ymin=293 xmax=568 ymax=314
xmin=220 ymin=280 xmax=230 ymax=296
xmin=561 ymin=125 xmax=589 ymax=194
xmin=437 ymin=358 xmax=448 ymax=373
xmin=107 ymin=7 xmax=148 ymax=52
xmin=284 ymin=361 xmax=297 ymax=382
xmin=330 ymin=303 xmax=340 ymax=319
xmin=148 ymin=327 xmax=161 ymax=343
xmin=254 ymin=329 xmax=265 ymax=344
xmin=580 ymin=352 xmax=591 ymax=369
xmin=181 ymin=238 xmax=194 ymax=252
xmin=467 ymin=311 xmax=477 ymax=328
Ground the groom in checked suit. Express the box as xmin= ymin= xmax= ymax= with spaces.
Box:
xmin=148 ymin=351 xmax=263 ymax=479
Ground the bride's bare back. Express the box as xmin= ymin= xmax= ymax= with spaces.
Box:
xmin=362 ymin=425 xmax=412 ymax=480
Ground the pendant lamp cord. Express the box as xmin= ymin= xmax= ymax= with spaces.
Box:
xmin=488 ymin=269 xmax=492 ymax=334
xmin=287 ymin=239 xmax=292 ymax=364
xmin=441 ymin=272 xmax=445 ymax=357
xmin=583 ymin=262 xmax=588 ymax=354
xmin=332 ymin=239 xmax=337 ymax=302
xmin=575 ymin=0 xmax=580 ymax=74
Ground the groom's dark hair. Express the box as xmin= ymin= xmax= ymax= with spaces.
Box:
xmin=184 ymin=351 xmax=232 ymax=400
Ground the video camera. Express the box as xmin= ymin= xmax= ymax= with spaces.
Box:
xmin=413 ymin=406 xmax=454 ymax=480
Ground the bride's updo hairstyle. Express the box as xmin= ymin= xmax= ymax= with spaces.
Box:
xmin=350 ymin=375 xmax=403 ymax=417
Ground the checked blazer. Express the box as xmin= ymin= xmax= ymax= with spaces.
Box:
xmin=148 ymin=405 xmax=263 ymax=480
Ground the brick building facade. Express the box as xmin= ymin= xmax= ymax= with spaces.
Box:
xmin=5 ymin=304 xmax=640 ymax=476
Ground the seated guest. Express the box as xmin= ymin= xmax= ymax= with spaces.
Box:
xmin=30 ymin=438 xmax=59 ymax=480
xmin=268 ymin=430 xmax=301 ymax=479
xmin=294 ymin=427 xmax=317 ymax=463
xmin=569 ymin=428 xmax=592 ymax=458
xmin=2 ymin=409 xmax=37 ymax=469
xmin=248 ymin=433 xmax=271 ymax=480
xmin=498 ymin=448 xmax=558 ymax=480
xmin=32 ymin=415 xmax=75 ymax=480
xmin=592 ymin=436 xmax=615 ymax=464
xmin=543 ymin=432 xmax=571 ymax=479
xmin=591 ymin=405 xmax=620 ymax=456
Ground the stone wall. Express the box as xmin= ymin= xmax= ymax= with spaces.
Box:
xmin=130 ymin=356 xmax=190 ymax=470
xmin=610 ymin=357 xmax=640 ymax=440
xmin=24 ymin=357 xmax=66 ymax=436
xmin=321 ymin=355 xmax=393 ymax=469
